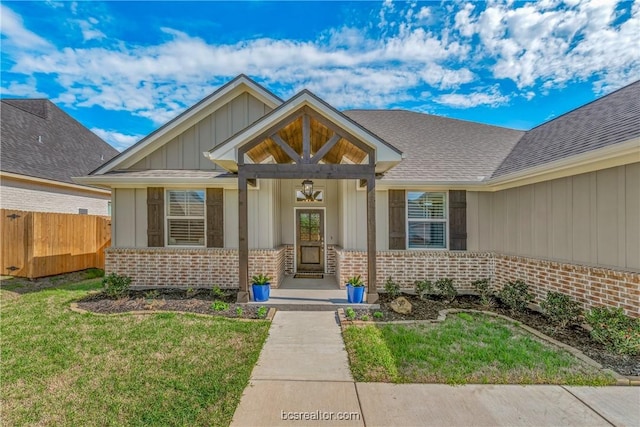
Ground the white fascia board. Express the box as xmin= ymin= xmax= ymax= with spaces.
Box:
xmin=207 ymin=93 xmax=402 ymax=170
xmin=485 ymin=137 xmax=640 ymax=191
xmin=74 ymin=175 xmax=239 ymax=189
xmin=1 ymin=171 xmax=111 ymax=194
xmin=93 ymin=77 xmax=282 ymax=175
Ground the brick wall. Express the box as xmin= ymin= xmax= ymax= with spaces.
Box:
xmin=283 ymin=244 xmax=337 ymax=276
xmin=335 ymin=249 xmax=493 ymax=291
xmin=335 ymin=250 xmax=639 ymax=317
xmin=106 ymin=247 xmax=286 ymax=288
xmin=494 ymin=255 xmax=639 ymax=317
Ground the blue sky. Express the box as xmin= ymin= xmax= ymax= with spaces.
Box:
xmin=1 ymin=1 xmax=638 ymax=151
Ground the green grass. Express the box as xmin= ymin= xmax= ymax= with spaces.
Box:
xmin=0 ymin=280 xmax=270 ymax=426
xmin=343 ymin=313 xmax=614 ymax=385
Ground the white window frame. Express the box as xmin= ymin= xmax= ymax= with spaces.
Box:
xmin=406 ymin=191 xmax=448 ymax=250
xmin=165 ymin=188 xmax=207 ymax=248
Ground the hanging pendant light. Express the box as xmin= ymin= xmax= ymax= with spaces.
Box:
xmin=302 ymin=179 xmax=314 ymax=199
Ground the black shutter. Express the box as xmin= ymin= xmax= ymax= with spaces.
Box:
xmin=449 ymin=190 xmax=467 ymax=250
xmin=206 ymin=188 xmax=224 ymax=248
xmin=147 ymin=187 xmax=164 ymax=247
xmin=388 ymin=189 xmax=406 ymax=249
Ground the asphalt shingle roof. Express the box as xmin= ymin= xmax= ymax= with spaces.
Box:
xmin=492 ymin=81 xmax=640 ymax=178
xmin=344 ymin=110 xmax=524 ymax=182
xmin=1 ymin=99 xmax=119 ymax=185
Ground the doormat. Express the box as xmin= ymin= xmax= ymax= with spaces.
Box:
xmin=294 ymin=273 xmax=324 ymax=279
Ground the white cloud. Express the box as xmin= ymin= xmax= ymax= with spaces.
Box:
xmin=0 ymin=78 xmax=47 ymax=97
xmin=77 ymin=18 xmax=106 ymax=41
xmin=0 ymin=4 xmax=52 ymax=49
xmin=91 ymin=128 xmax=141 ymax=151
xmin=434 ymin=86 xmax=511 ymax=108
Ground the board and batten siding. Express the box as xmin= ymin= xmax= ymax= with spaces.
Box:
xmin=468 ymin=163 xmax=640 ymax=271
xmin=339 ymin=180 xmax=388 ymax=251
xmin=113 ymin=184 xmax=278 ymax=249
xmin=128 ymin=93 xmax=272 ymax=171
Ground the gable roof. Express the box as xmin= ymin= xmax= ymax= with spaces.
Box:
xmin=206 ymin=89 xmax=403 ymax=174
xmin=1 ymin=99 xmax=119 ymax=185
xmin=493 ymin=80 xmax=640 ymax=178
xmin=345 ymin=110 xmax=524 ymax=182
xmin=90 ymin=74 xmax=283 ymax=175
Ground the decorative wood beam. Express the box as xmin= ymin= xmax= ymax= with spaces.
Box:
xmin=303 ymin=107 xmax=374 ymax=155
xmin=302 ymin=115 xmax=311 ymax=163
xmin=270 ymin=134 xmax=301 ymax=163
xmin=238 ymin=111 xmax=305 ymax=158
xmin=240 ymin=163 xmax=373 ymax=179
xmin=237 ymin=169 xmax=250 ymax=303
xmin=366 ymin=174 xmax=378 ymax=304
xmin=311 ymin=134 xmax=341 ymax=164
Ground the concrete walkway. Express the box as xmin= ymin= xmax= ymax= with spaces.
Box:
xmin=231 ymin=311 xmax=640 ymax=427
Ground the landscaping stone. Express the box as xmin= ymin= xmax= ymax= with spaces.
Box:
xmin=389 ymin=296 xmax=412 ymax=314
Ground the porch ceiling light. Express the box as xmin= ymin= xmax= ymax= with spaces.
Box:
xmin=302 ymin=179 xmax=314 ymax=199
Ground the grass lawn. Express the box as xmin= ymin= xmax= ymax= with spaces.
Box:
xmin=0 ymin=280 xmax=270 ymax=426
xmin=343 ymin=312 xmax=614 ymax=385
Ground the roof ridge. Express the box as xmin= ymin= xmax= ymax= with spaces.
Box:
xmin=527 ymin=80 xmax=640 ymax=131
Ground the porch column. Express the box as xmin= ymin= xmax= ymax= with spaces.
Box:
xmin=366 ymin=174 xmax=378 ymax=303
xmin=237 ymin=169 xmax=250 ymax=302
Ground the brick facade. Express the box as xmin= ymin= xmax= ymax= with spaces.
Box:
xmin=494 ymin=255 xmax=639 ymax=317
xmin=106 ymin=247 xmax=639 ymax=317
xmin=105 ymin=247 xmax=286 ymax=288
xmin=283 ymin=244 xmax=338 ymax=276
xmin=335 ymin=249 xmax=493 ymax=291
xmin=335 ymin=249 xmax=639 ymax=317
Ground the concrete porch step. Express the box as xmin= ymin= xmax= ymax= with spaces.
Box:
xmin=244 ymin=288 xmax=380 ymax=311
xmin=246 ymin=302 xmax=380 ymax=311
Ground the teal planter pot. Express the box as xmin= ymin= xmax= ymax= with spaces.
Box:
xmin=346 ymin=284 xmax=365 ymax=303
xmin=252 ymin=284 xmax=270 ymax=302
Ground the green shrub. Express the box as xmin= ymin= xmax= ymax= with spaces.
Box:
xmin=102 ymin=273 xmax=131 ymax=298
xmin=585 ymin=307 xmax=640 ymax=356
xmin=85 ymin=268 xmax=105 ymax=279
xmin=346 ymin=275 xmax=364 ymax=287
xmin=256 ymin=306 xmax=268 ymax=319
xmin=498 ymin=280 xmax=533 ymax=313
xmin=211 ymin=300 xmax=229 ymax=311
xmin=384 ymin=276 xmax=401 ymax=298
xmin=540 ymin=291 xmax=582 ymax=328
xmin=251 ymin=274 xmax=272 ymax=285
xmin=345 ymin=307 xmax=356 ymax=321
xmin=414 ymin=279 xmax=433 ymax=300
xmin=434 ymin=278 xmax=457 ymax=303
xmin=472 ymin=278 xmax=493 ymax=307
xmin=211 ymin=285 xmax=226 ymax=299
xmin=373 ymin=311 xmax=384 ymax=320
xmin=360 ymin=314 xmax=370 ymax=321
xmin=235 ymin=306 xmax=244 ymax=317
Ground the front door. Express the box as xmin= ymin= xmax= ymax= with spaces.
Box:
xmin=296 ymin=209 xmax=324 ymax=272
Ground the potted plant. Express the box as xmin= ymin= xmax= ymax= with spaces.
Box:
xmin=346 ymin=275 xmax=365 ymax=303
xmin=251 ymin=273 xmax=272 ymax=302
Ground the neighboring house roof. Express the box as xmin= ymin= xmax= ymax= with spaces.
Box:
xmin=344 ymin=110 xmax=524 ymax=182
xmin=492 ymin=80 xmax=640 ymax=178
xmin=1 ymin=99 xmax=119 ymax=185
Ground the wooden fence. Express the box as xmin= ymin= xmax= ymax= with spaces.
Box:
xmin=0 ymin=209 xmax=111 ymax=279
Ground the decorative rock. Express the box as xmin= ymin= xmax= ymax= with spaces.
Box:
xmin=390 ymin=297 xmax=412 ymax=315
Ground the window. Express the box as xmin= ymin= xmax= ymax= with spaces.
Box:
xmin=78 ymin=208 xmax=88 ymax=215
xmin=166 ymin=190 xmax=205 ymax=246
xmin=407 ymin=192 xmax=447 ymax=249
xmin=295 ymin=189 xmax=324 ymax=202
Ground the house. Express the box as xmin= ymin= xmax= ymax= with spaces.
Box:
xmin=76 ymin=75 xmax=640 ymax=316
xmin=0 ymin=99 xmax=119 ymax=215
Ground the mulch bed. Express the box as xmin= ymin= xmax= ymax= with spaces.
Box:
xmin=360 ymin=294 xmax=640 ymax=377
xmin=76 ymin=289 xmax=269 ymax=320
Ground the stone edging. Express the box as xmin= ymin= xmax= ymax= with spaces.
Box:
xmin=69 ymin=302 xmax=277 ymax=322
xmin=336 ymin=308 xmax=638 ymax=386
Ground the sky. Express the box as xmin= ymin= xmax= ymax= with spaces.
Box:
xmin=1 ymin=0 xmax=639 ymax=152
